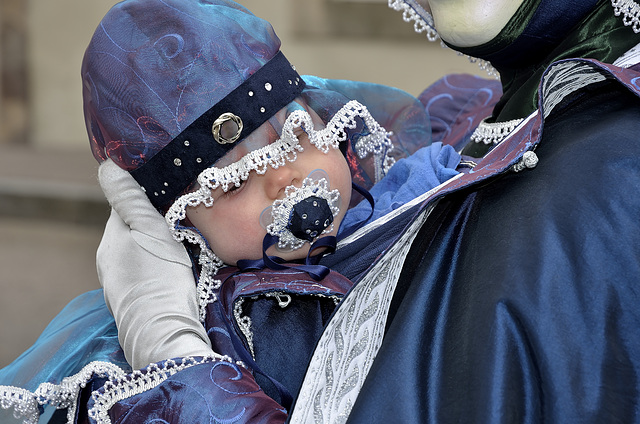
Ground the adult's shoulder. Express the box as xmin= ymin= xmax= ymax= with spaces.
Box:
xmin=482 ymin=71 xmax=640 ymax=259
xmin=536 ymin=73 xmax=640 ymax=184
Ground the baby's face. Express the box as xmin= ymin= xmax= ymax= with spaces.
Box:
xmin=185 ymin=122 xmax=352 ymax=265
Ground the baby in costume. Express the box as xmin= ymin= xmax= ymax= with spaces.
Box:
xmin=0 ymin=0 xmax=461 ymax=421
xmin=91 ymin=0 xmax=459 ymax=375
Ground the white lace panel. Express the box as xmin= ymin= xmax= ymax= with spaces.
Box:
xmin=289 ymin=204 xmax=434 ymax=424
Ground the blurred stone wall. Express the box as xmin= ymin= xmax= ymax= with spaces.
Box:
xmin=2 ymin=0 xmax=488 ymax=149
xmin=1 ymin=0 xmax=29 ymax=145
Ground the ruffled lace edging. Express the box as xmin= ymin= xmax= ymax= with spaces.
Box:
xmin=0 ymin=354 xmax=239 ymax=424
xmin=0 ymin=361 xmax=126 ymax=424
xmin=387 ymin=0 xmax=438 ymax=41
xmin=612 ymin=0 xmax=640 ymax=32
xmin=88 ymin=354 xmax=238 ymax=424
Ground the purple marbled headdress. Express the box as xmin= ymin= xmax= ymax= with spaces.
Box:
xmin=83 ymin=0 xmax=429 ymax=215
xmin=82 ymin=0 xmax=306 ymax=209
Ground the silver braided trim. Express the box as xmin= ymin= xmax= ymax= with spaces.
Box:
xmin=612 ymin=0 xmax=640 ymax=33
xmin=470 ymin=117 xmax=524 ymax=145
xmin=0 ymin=361 xmax=126 ymax=424
xmin=88 ymin=355 xmax=238 ymax=424
xmin=541 ymin=61 xmax=607 ymax=119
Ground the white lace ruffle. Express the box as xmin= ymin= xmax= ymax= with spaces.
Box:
xmin=88 ymin=354 xmax=236 ymax=424
xmin=0 ymin=361 xmax=127 ymax=424
xmin=1 ymin=386 xmax=40 ymax=424
xmin=163 ymin=100 xmax=393 ymax=322
xmin=612 ymin=0 xmax=640 ymax=32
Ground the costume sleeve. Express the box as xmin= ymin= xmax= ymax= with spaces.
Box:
xmin=97 ymin=160 xmax=214 ymax=369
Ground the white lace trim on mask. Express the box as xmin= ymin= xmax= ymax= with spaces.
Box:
xmin=387 ymin=0 xmax=499 ymax=78
xmin=388 ymin=0 xmax=439 ymax=41
xmin=612 ymin=0 xmax=640 ymax=32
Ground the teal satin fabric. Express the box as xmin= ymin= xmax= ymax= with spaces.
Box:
xmin=0 ymin=290 xmax=128 ymax=422
xmin=0 ymin=290 xmax=127 ymax=392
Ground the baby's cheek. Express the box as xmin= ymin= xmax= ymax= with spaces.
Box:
xmin=222 ymin=222 xmax=267 ymax=264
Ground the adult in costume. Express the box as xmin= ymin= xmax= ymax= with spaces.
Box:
xmin=0 ymin=1 xmax=467 ymax=423
xmin=2 ymin=0 xmax=639 ymax=423
xmin=289 ymin=0 xmax=640 ymax=422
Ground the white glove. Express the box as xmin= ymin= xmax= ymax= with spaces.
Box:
xmin=97 ymin=159 xmax=214 ymax=369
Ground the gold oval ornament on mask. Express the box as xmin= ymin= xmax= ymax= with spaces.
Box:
xmin=212 ymin=112 xmax=243 ymax=144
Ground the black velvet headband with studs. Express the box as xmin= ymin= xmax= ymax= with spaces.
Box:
xmin=130 ymin=51 xmax=306 ymax=210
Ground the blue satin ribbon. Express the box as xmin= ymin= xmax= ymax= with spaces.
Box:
xmin=237 ymin=234 xmax=336 ymax=281
xmin=338 ymin=182 xmax=375 ymax=239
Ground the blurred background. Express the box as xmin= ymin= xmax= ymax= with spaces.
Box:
xmin=0 ymin=0 xmax=487 ymax=367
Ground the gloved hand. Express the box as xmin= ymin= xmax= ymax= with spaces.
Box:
xmin=97 ymin=159 xmax=214 ymax=369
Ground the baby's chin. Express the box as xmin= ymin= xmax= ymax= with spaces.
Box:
xmin=262 ymin=234 xmax=337 ymax=263
xmin=221 ymin=242 xmax=310 ymax=266
xmin=227 ymin=217 xmax=344 ymax=266
xmin=264 ymin=244 xmax=313 ymax=262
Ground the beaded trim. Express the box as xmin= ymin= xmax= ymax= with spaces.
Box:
xmin=388 ymin=0 xmax=438 ymax=41
xmin=1 ymin=386 xmax=40 ymax=424
xmin=612 ymin=0 xmax=640 ymax=33
xmin=0 ymin=361 xmax=126 ymax=424
xmin=469 ymin=117 xmax=524 ymax=145
xmin=265 ymin=176 xmax=341 ymax=251
xmin=88 ymin=355 xmax=237 ymax=424
xmin=194 ymin=249 xmax=224 ymax=322
xmin=164 ymin=100 xmax=393 ymax=321
xmin=234 ymin=297 xmax=256 ymax=359
xmin=388 ymin=0 xmax=500 ymax=79
xmin=512 ymin=150 xmax=539 ymax=172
